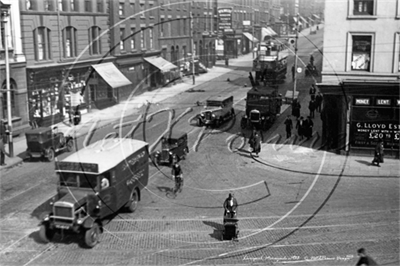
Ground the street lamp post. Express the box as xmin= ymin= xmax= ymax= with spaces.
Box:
xmin=190 ymin=10 xmax=195 ymax=85
xmin=1 ymin=4 xmax=13 ymax=157
xmin=293 ymin=13 xmax=300 ymax=102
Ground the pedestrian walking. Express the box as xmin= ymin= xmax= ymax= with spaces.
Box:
xmin=0 ymin=137 xmax=8 ymax=166
xmin=296 ymin=116 xmax=305 ymax=140
xmin=355 ymin=248 xmax=378 ymax=266
xmin=309 ymin=84 xmax=316 ymax=100
xmin=291 ymin=64 xmax=295 ymax=81
xmin=291 ymin=100 xmax=301 ymax=119
xmin=305 ymin=116 xmax=314 ymax=140
xmin=309 ymin=99 xmax=316 ymax=118
xmin=371 ymin=139 xmax=384 ymax=167
xmin=284 ymin=115 xmax=293 ymax=139
xmin=315 ymin=92 xmax=323 ymax=112
xmin=250 ymin=131 xmax=262 ymax=157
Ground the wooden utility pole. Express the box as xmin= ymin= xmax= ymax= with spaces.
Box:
xmin=293 ymin=13 xmax=299 ymax=101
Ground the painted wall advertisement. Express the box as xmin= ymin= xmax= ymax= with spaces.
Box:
xmin=351 ymin=97 xmax=400 ymax=149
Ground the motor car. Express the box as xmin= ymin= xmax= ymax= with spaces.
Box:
xmin=38 ymin=138 xmax=149 ymax=248
xmin=197 ymin=95 xmax=235 ymax=127
xmin=25 ymin=126 xmax=74 ymax=161
xmin=154 ymin=131 xmax=189 ymax=165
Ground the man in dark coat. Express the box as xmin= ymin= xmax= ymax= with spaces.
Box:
xmin=355 ymin=248 xmax=378 ymax=265
xmin=223 ymin=193 xmax=238 ymax=217
xmin=315 ymin=92 xmax=323 ymax=112
xmin=291 ymin=100 xmax=301 ymax=119
xmin=251 ymin=132 xmax=262 ymax=156
xmin=309 ymin=84 xmax=316 ymax=100
xmin=296 ymin=116 xmax=305 ymax=140
xmin=304 ymin=116 xmax=314 ymax=140
xmin=372 ymin=139 xmax=384 ymax=167
xmin=284 ymin=115 xmax=293 ymax=139
xmin=309 ymin=99 xmax=316 ymax=118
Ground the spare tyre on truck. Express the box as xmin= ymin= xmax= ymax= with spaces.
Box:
xmin=38 ymin=138 xmax=149 ymax=248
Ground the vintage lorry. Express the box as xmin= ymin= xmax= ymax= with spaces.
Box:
xmin=38 ymin=138 xmax=149 ymax=248
xmin=241 ymin=74 xmax=282 ymax=130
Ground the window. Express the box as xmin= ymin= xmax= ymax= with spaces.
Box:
xmin=58 ymin=0 xmax=68 ymax=11
xmin=140 ymin=3 xmax=145 ymax=17
xmin=26 ymin=0 xmax=34 ymax=10
xmin=120 ymin=28 xmax=125 ymax=51
xmin=63 ymin=27 xmax=77 ymax=58
xmin=71 ymin=0 xmax=77 ymax=11
xmin=130 ymin=28 xmax=136 ymax=50
xmin=34 ymin=27 xmax=51 ymax=61
xmin=89 ymin=26 xmax=101 ymax=55
xmin=130 ymin=3 xmax=135 ymax=12
xmin=351 ymin=35 xmax=372 ymax=71
xmin=45 ymin=0 xmax=54 ymax=11
xmin=167 ymin=22 xmax=171 ymax=37
xmin=149 ymin=28 xmax=153 ymax=49
xmin=85 ymin=0 xmax=92 ymax=12
xmin=140 ymin=29 xmax=146 ymax=49
xmin=160 ymin=18 xmax=165 ymax=37
xmin=183 ymin=18 xmax=187 ymax=35
xmin=97 ymin=0 xmax=103 ymax=12
xmin=119 ymin=3 xmax=124 ymax=16
xmin=353 ymin=0 xmax=374 ymax=15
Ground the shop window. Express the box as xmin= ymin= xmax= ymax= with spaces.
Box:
xmin=2 ymin=84 xmax=16 ymax=119
xmin=89 ymin=26 xmax=101 ymax=55
xmin=130 ymin=28 xmax=136 ymax=50
xmin=120 ymin=28 xmax=125 ymax=51
xmin=97 ymin=0 xmax=103 ymax=12
xmin=353 ymin=0 xmax=374 ymax=15
xmin=351 ymin=35 xmax=372 ymax=71
xmin=34 ymin=27 xmax=52 ymax=61
xmin=63 ymin=26 xmax=77 ymax=58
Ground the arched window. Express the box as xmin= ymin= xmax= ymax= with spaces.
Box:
xmin=88 ymin=26 xmax=101 ymax=55
xmin=34 ymin=27 xmax=51 ymax=61
xmin=175 ymin=45 xmax=179 ymax=64
xmin=63 ymin=26 xmax=77 ymax=58
xmin=1 ymin=81 xmax=16 ymax=119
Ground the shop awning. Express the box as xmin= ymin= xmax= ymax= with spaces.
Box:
xmin=243 ymin=32 xmax=259 ymax=43
xmin=91 ymin=63 xmax=132 ymax=88
xmin=261 ymin=27 xmax=278 ymax=41
xmin=293 ymin=17 xmax=303 ymax=26
xmin=144 ymin=56 xmax=178 ymax=73
xmin=313 ymin=14 xmax=321 ymax=20
xmin=300 ymin=16 xmax=308 ymax=25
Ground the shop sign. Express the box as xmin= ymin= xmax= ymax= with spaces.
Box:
xmin=218 ymin=8 xmax=232 ymax=31
xmin=376 ymin=99 xmax=391 ymax=105
xmin=354 ymin=98 xmax=370 ymax=105
xmin=351 ymin=121 xmax=400 ymax=149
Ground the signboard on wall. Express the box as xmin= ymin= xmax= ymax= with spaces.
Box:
xmin=351 ymin=96 xmax=400 ymax=150
xmin=218 ymin=8 xmax=232 ymax=33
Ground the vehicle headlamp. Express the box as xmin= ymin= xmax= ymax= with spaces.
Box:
xmin=212 ymin=114 xmax=215 ymax=117
xmin=77 ymin=218 xmax=84 ymax=224
xmin=201 ymin=113 xmax=204 ymax=116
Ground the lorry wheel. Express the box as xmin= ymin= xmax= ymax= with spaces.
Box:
xmin=127 ymin=190 xmax=138 ymax=213
xmin=39 ymin=224 xmax=54 ymax=243
xmin=66 ymin=139 xmax=74 ymax=152
xmin=84 ymin=223 xmax=100 ymax=248
xmin=46 ymin=148 xmax=55 ymax=162
xmin=197 ymin=118 xmax=203 ymax=127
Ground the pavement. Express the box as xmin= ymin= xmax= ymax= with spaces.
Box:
xmin=2 ymin=24 xmax=398 ymax=178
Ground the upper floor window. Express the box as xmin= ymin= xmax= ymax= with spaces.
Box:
xmin=353 ymin=0 xmax=374 ymax=15
xmin=71 ymin=0 xmax=77 ymax=11
xmin=149 ymin=28 xmax=153 ymax=49
xmin=351 ymin=35 xmax=371 ymax=71
xmin=89 ymin=26 xmax=101 ymax=55
xmin=97 ymin=0 xmax=104 ymax=12
xmin=58 ymin=0 xmax=68 ymax=11
xmin=119 ymin=3 xmax=125 ymax=16
xmin=63 ymin=26 xmax=77 ymax=58
xmin=85 ymin=0 xmax=92 ymax=12
xmin=130 ymin=28 xmax=136 ymax=50
xmin=26 ymin=0 xmax=35 ymax=10
xmin=160 ymin=18 xmax=165 ymax=37
xmin=34 ymin=27 xmax=52 ymax=61
xmin=140 ymin=29 xmax=146 ymax=49
xmin=45 ymin=0 xmax=54 ymax=11
xmin=120 ymin=28 xmax=125 ymax=51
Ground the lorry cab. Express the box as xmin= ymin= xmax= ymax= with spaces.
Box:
xmin=39 ymin=138 xmax=149 ymax=248
xmin=198 ymin=95 xmax=235 ymax=127
xmin=155 ymin=131 xmax=189 ymax=165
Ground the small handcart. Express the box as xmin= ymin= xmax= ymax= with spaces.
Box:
xmin=221 ymin=216 xmax=239 ymax=241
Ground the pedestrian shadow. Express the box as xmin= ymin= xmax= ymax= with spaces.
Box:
xmin=355 ymin=160 xmax=373 ymax=166
xmin=203 ymin=220 xmax=224 ymax=240
xmin=234 ymin=148 xmax=253 ymax=159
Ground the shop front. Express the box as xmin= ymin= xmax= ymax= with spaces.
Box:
xmin=318 ymin=81 xmax=399 ymax=157
xmin=242 ymin=32 xmax=258 ymax=54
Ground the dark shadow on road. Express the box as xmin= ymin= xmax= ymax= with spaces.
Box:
xmin=31 ymin=194 xmax=58 ymax=220
xmin=203 ymin=220 xmax=223 ymax=240
xmin=355 ymin=160 xmax=372 ymax=166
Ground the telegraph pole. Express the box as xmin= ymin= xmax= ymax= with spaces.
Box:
xmin=1 ymin=5 xmax=13 ymax=157
xmin=292 ymin=13 xmax=299 ymax=101
xmin=190 ymin=7 xmax=195 ymax=85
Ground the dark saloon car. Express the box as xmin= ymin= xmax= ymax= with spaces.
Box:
xmin=154 ymin=131 xmax=189 ymax=165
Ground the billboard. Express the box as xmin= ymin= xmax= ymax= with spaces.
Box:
xmin=218 ymin=8 xmax=233 ymax=33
